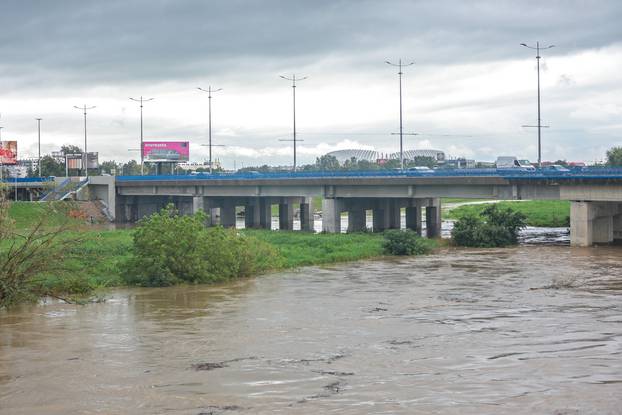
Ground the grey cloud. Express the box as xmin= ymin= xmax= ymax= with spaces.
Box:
xmin=1 ymin=0 xmax=621 ymax=90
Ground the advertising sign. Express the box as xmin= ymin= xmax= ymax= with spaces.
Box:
xmin=142 ymin=141 xmax=189 ymax=162
xmin=66 ymin=152 xmax=99 ymax=170
xmin=0 ymin=141 xmax=17 ymax=165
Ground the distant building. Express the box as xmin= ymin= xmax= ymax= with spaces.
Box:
xmin=324 ymin=148 xmax=446 ymax=164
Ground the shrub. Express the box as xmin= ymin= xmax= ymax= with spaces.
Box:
xmin=452 ymin=204 xmax=527 ymax=247
xmin=0 ymin=186 xmax=85 ymax=308
xmin=122 ymin=204 xmax=281 ymax=286
xmin=382 ymin=229 xmax=434 ymax=255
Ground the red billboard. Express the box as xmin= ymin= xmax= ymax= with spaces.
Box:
xmin=142 ymin=141 xmax=189 ymax=162
xmin=0 ymin=141 xmax=17 ymax=165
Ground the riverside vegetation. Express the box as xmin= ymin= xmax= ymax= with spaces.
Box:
xmin=1 ymin=199 xmax=439 ymax=307
xmin=444 ymin=199 xmax=570 ymax=227
xmin=451 ymin=204 xmax=527 ymax=247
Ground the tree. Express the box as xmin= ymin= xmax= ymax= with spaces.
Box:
xmin=39 ymin=155 xmax=65 ymax=177
xmin=60 ymin=145 xmax=83 ymax=155
xmin=407 ymin=156 xmax=436 ymax=168
xmin=99 ymin=160 xmax=120 ymax=175
xmin=606 ymin=147 xmax=622 ymax=167
xmin=452 ymin=204 xmax=527 ymax=247
xmin=315 ymin=154 xmax=340 ymax=171
xmin=122 ymin=204 xmax=281 ymax=286
xmin=121 ymin=160 xmax=142 ymax=175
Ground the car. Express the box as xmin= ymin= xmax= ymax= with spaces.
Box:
xmin=543 ymin=164 xmax=570 ymax=172
xmin=407 ymin=166 xmax=434 ymax=174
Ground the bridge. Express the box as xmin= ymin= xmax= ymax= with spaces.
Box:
xmin=5 ymin=169 xmax=622 ymax=246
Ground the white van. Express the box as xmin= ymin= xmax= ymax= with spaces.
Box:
xmin=496 ymin=156 xmax=535 ymax=170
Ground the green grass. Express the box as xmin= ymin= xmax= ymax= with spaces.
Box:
xmin=242 ymin=229 xmax=387 ymax=268
xmin=445 ymin=200 xmax=571 ymax=227
xmin=8 ymin=201 xmax=80 ymax=229
xmin=3 ymin=201 xmax=439 ymax=303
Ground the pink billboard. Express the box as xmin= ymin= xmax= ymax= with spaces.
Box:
xmin=142 ymin=141 xmax=189 ymax=162
xmin=0 ymin=141 xmax=17 ymax=165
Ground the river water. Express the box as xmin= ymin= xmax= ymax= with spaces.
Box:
xmin=2 ymin=241 xmax=622 ymax=414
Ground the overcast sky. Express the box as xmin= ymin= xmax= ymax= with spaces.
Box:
xmin=1 ymin=0 xmax=621 ymax=168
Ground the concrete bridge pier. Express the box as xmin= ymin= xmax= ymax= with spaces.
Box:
xmin=300 ymin=198 xmax=314 ymax=232
xmin=322 ymin=198 xmax=344 ymax=233
xmin=346 ymin=200 xmax=367 ymax=233
xmin=570 ymin=201 xmax=622 ymax=246
xmin=244 ymin=198 xmax=262 ymax=229
xmin=372 ymin=199 xmax=401 ymax=232
xmin=279 ymin=199 xmax=294 ymax=230
xmin=425 ymin=199 xmax=442 ymax=238
xmin=405 ymin=206 xmax=422 ymax=235
xmin=220 ymin=199 xmax=237 ymax=228
xmin=259 ymin=199 xmax=272 ymax=229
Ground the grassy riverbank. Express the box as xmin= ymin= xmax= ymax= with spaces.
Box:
xmin=26 ymin=229 xmax=392 ymax=296
xmin=5 ymin=202 xmax=404 ymax=300
xmin=444 ymin=200 xmax=571 ymax=227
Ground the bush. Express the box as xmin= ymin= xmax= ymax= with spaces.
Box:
xmin=452 ymin=204 xmax=526 ymax=247
xmin=0 ymin=188 xmax=85 ymax=308
xmin=382 ymin=229 xmax=434 ymax=255
xmin=122 ymin=204 xmax=281 ymax=286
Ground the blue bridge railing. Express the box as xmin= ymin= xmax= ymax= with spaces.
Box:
xmin=116 ymin=167 xmax=622 ymax=182
xmin=0 ymin=177 xmax=52 ymax=183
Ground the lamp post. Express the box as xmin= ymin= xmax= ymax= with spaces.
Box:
xmin=197 ymin=86 xmax=222 ymax=174
xmin=386 ymin=59 xmax=414 ymax=171
xmin=36 ymin=118 xmax=42 ymax=176
xmin=129 ymin=96 xmax=154 ymax=175
xmin=279 ymin=74 xmax=307 ymax=172
xmin=521 ymin=42 xmax=554 ymax=168
xmin=73 ymin=104 xmax=96 ymax=177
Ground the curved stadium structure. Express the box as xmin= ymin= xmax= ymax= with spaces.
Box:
xmin=325 ymin=148 xmax=445 ymax=164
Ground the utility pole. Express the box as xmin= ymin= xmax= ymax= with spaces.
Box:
xmin=280 ymin=74 xmax=307 ymax=172
xmin=197 ymin=86 xmax=223 ymax=174
xmin=36 ymin=118 xmax=42 ymax=176
xmin=129 ymin=96 xmax=154 ymax=175
xmin=73 ymin=104 xmax=96 ymax=177
xmin=386 ymin=59 xmax=414 ymax=171
xmin=521 ymin=42 xmax=554 ymax=168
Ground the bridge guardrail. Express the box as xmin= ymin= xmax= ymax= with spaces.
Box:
xmin=116 ymin=167 xmax=622 ymax=182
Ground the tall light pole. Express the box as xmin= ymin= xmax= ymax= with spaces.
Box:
xmin=521 ymin=42 xmax=554 ymax=168
xmin=197 ymin=86 xmax=223 ymax=174
xmin=36 ymin=118 xmax=42 ymax=177
xmin=386 ymin=59 xmax=414 ymax=171
xmin=129 ymin=96 xmax=154 ymax=175
xmin=73 ymin=104 xmax=96 ymax=177
xmin=280 ymin=74 xmax=307 ymax=172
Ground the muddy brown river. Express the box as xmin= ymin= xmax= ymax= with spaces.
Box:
xmin=1 ymin=245 xmax=622 ymax=414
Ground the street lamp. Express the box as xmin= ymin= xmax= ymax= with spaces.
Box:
xmin=280 ymin=74 xmax=307 ymax=172
xmin=129 ymin=96 xmax=154 ymax=175
xmin=197 ymin=86 xmax=223 ymax=174
xmin=35 ymin=118 xmax=42 ymax=176
xmin=73 ymin=104 xmax=96 ymax=177
xmin=521 ymin=42 xmax=554 ymax=168
xmin=386 ymin=59 xmax=414 ymax=171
